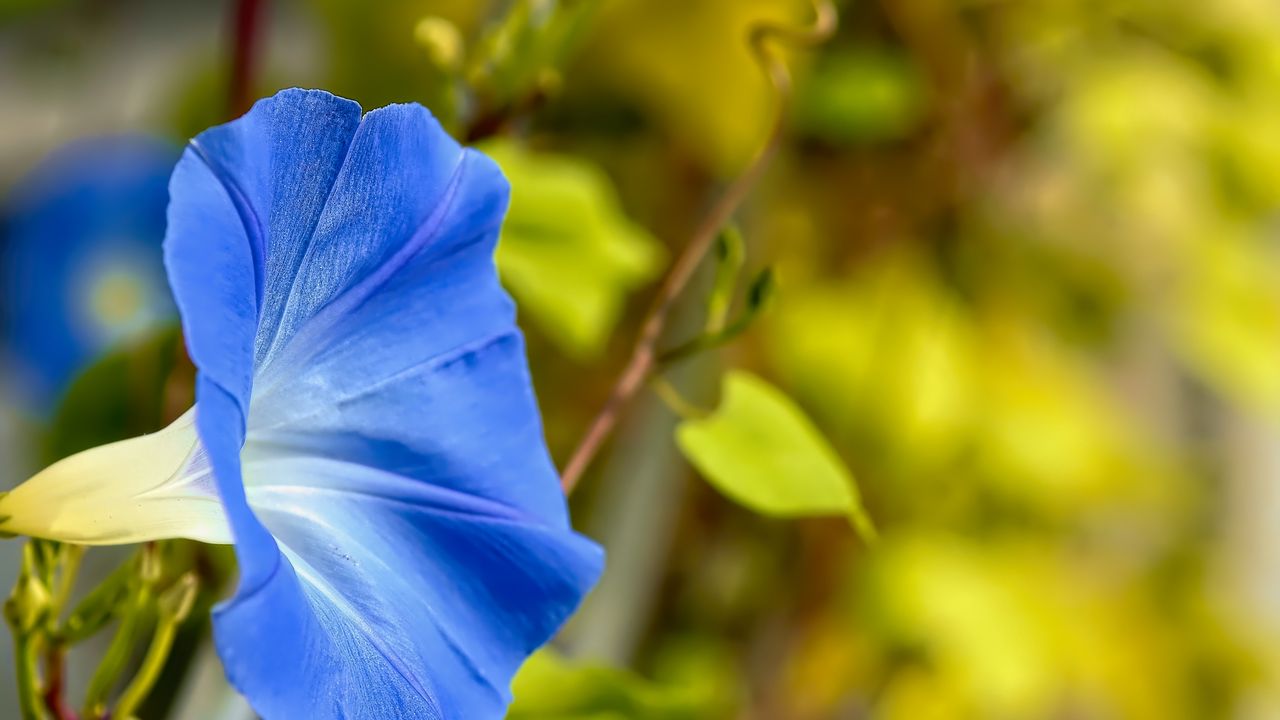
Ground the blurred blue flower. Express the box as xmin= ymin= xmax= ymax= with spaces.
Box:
xmin=0 ymin=136 xmax=178 ymax=411
xmin=0 ymin=89 xmax=603 ymax=718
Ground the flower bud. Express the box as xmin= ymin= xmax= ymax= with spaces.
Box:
xmin=4 ymin=569 xmax=51 ymax=633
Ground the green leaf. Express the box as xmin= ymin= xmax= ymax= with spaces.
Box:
xmin=743 ymin=268 xmax=775 ymax=315
xmin=676 ymin=371 xmax=874 ymax=538
xmin=483 ymin=139 xmax=664 ymax=359
xmin=706 ymin=226 xmax=745 ymax=334
xmin=658 ymin=267 xmax=775 ymax=367
xmin=507 ymin=650 xmax=717 ymax=720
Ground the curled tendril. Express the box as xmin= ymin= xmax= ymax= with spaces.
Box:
xmin=560 ymin=0 xmax=839 ymax=493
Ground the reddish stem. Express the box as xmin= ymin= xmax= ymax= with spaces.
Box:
xmin=42 ymin=644 xmax=78 ymax=720
xmin=228 ymin=0 xmax=267 ymax=118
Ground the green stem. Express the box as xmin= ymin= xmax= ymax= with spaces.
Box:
xmin=112 ymin=616 xmax=177 ymax=720
xmin=81 ymin=589 xmax=151 ymax=719
xmin=34 ymin=541 xmax=57 ymax=591
xmin=12 ymin=629 xmax=43 ymax=720
xmin=6 ymin=542 xmax=51 ymax=720
xmin=113 ymin=573 xmax=197 ymax=720
xmin=36 ymin=544 xmax=83 ymax=720
xmin=50 ymin=545 xmax=84 ymax=617
xmin=657 ymin=309 xmax=753 ymax=367
xmin=651 ymin=376 xmax=710 ymax=421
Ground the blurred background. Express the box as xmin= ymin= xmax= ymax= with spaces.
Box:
xmin=4 ymin=0 xmax=1280 ymax=718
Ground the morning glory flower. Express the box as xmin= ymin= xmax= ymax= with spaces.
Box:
xmin=0 ymin=89 xmax=603 ymax=718
xmin=1 ymin=136 xmax=177 ymax=411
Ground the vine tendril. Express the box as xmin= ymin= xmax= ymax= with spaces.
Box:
xmin=560 ymin=0 xmax=839 ymax=493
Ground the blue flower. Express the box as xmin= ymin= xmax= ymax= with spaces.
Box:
xmin=1 ymin=136 xmax=178 ymax=411
xmin=1 ymin=89 xmax=603 ymax=718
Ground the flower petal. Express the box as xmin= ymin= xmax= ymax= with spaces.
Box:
xmin=246 ymin=151 xmax=566 ymax=525
xmin=164 ymin=89 xmax=601 ymax=719
xmin=216 ymin=451 xmax=601 ymax=719
xmin=0 ymin=410 xmax=230 ymax=544
xmin=166 ymin=89 xmax=363 ymax=423
xmin=237 ymin=332 xmax=603 ymax=715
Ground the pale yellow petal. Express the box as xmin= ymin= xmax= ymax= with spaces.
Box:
xmin=0 ymin=410 xmax=232 ymax=545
